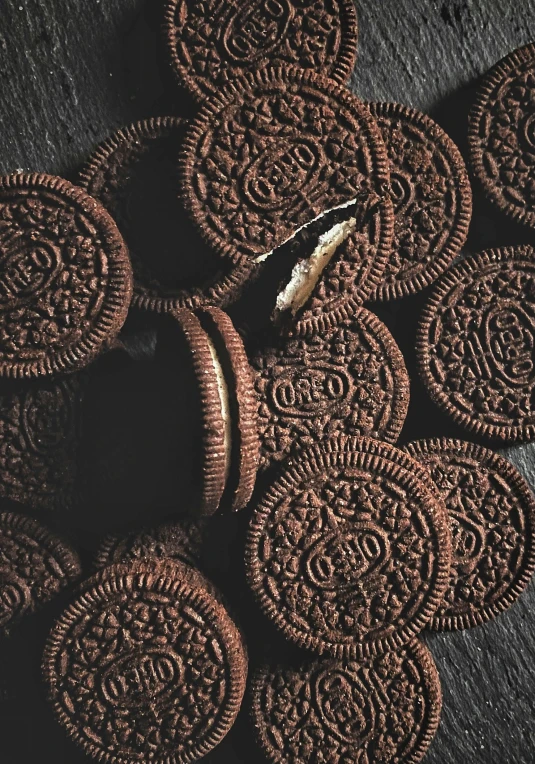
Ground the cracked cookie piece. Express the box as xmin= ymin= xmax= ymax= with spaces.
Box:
xmin=417 ymin=246 xmax=535 ymax=443
xmin=0 ymin=173 xmax=132 ymax=378
xmin=246 ymin=436 xmax=451 ymax=660
xmin=250 ymin=640 xmax=441 ymax=764
xmin=405 ymin=438 xmax=535 ymax=630
xmin=0 ymin=512 xmax=81 ymax=636
xmin=78 ymin=118 xmax=253 ymax=314
xmin=42 ymin=559 xmax=247 ymax=764
xmin=250 ymin=308 xmax=409 ymax=472
xmin=163 ymin=0 xmax=358 ymax=101
xmin=469 ymin=42 xmax=535 ymax=227
xmin=179 ymin=67 xmax=391 ymax=266
xmin=368 ymin=102 xmax=472 ymax=301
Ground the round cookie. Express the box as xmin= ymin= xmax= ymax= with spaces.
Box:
xmin=251 ymin=308 xmax=409 ymax=472
xmin=179 ymin=67 xmax=392 ymax=265
xmin=94 ymin=517 xmax=207 ymax=570
xmin=78 ymin=118 xmax=253 ymax=313
xmin=0 ymin=375 xmax=82 ymax=511
xmin=163 ymin=0 xmax=358 ymax=101
xmin=468 ymin=42 xmax=535 ymax=227
xmin=0 ymin=173 xmax=132 ymax=378
xmin=250 ymin=640 xmax=441 ymax=764
xmin=196 ymin=307 xmax=259 ymax=511
xmin=42 ymin=559 xmax=247 ymax=764
xmin=246 ymin=436 xmax=451 ymax=660
xmin=405 ymin=438 xmax=535 ymax=630
xmin=367 ymin=102 xmax=472 ymax=301
xmin=0 ymin=512 xmax=81 ymax=635
xmin=417 ymin=246 xmax=535 ymax=443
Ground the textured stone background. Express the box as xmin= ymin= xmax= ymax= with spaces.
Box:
xmin=0 ymin=0 xmax=534 ymax=762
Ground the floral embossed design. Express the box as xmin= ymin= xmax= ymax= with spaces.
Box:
xmin=246 ymin=439 xmax=450 ymax=659
xmin=0 ymin=376 xmax=82 ymax=510
xmin=417 ymin=247 xmax=535 ymax=442
xmin=469 ymin=43 xmax=535 ymax=227
xmin=165 ymin=0 xmax=357 ymax=100
xmin=368 ymin=103 xmax=471 ymax=300
xmin=180 ymin=70 xmax=389 ymax=263
xmin=0 ymin=512 xmax=80 ymax=633
xmin=251 ymin=309 xmax=408 ymax=471
xmin=251 ymin=643 xmax=441 ymax=764
xmin=44 ymin=565 xmax=246 ymax=764
xmin=406 ymin=440 xmax=535 ymax=629
xmin=0 ymin=176 xmax=132 ymax=378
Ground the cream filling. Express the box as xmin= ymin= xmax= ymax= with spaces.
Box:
xmin=275 ymin=216 xmax=357 ymax=316
xmin=206 ymin=337 xmax=232 ymax=486
xmin=254 ymin=197 xmax=358 ymax=264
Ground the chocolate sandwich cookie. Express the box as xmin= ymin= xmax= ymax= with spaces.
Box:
xmin=250 ymin=640 xmax=442 ymax=764
xmin=0 ymin=512 xmax=81 ymax=635
xmin=246 ymin=436 xmax=451 ymax=660
xmin=159 ymin=307 xmax=258 ymax=514
xmin=163 ymin=0 xmax=358 ymax=101
xmin=179 ymin=68 xmax=391 ymax=266
xmin=0 ymin=174 xmax=132 ymax=378
xmin=0 ymin=375 xmax=82 ymax=511
xmin=417 ymin=246 xmax=535 ymax=443
xmin=78 ymin=117 xmax=254 ymax=314
xmin=468 ymin=42 xmax=535 ymax=227
xmin=42 ymin=559 xmax=247 ymax=764
xmin=94 ymin=517 xmax=206 ymax=570
xmin=251 ymin=308 xmax=409 ymax=472
xmin=367 ymin=103 xmax=472 ymax=301
xmin=405 ymin=438 xmax=535 ymax=630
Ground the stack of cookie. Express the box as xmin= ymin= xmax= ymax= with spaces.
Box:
xmin=0 ymin=3 xmax=534 ymax=764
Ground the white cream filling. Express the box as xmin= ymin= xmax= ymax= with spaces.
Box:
xmin=206 ymin=337 xmax=232 ymax=485
xmin=275 ymin=216 xmax=357 ymax=315
xmin=254 ymin=197 xmax=358 ymax=263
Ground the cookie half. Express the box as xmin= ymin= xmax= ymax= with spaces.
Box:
xmin=0 ymin=173 xmax=132 ymax=378
xmin=246 ymin=436 xmax=451 ymax=660
xmin=42 ymin=559 xmax=247 ymax=764
xmin=250 ymin=640 xmax=442 ymax=764
xmin=78 ymin=117 xmax=253 ymax=313
xmin=417 ymin=246 xmax=535 ymax=443
xmin=163 ymin=0 xmax=358 ymax=101
xmin=405 ymin=438 xmax=535 ymax=630
xmin=179 ymin=67 xmax=391 ymax=265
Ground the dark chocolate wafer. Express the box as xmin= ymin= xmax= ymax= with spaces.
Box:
xmin=42 ymin=559 xmax=247 ymax=764
xmin=0 ymin=512 xmax=81 ymax=635
xmin=406 ymin=438 xmax=535 ymax=630
xmin=251 ymin=307 xmax=409 ymax=472
xmin=78 ymin=117 xmax=253 ymax=313
xmin=368 ymin=102 xmax=472 ymax=301
xmin=0 ymin=173 xmax=132 ymax=378
xmin=246 ymin=436 xmax=451 ymax=660
xmin=468 ymin=42 xmax=535 ymax=227
xmin=417 ymin=246 xmax=535 ymax=443
xmin=179 ymin=67 xmax=391 ymax=265
xmin=163 ymin=0 xmax=358 ymax=101
xmin=250 ymin=640 xmax=441 ymax=764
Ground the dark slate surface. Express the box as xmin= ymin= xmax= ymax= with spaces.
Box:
xmin=0 ymin=1 xmax=535 ymax=762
